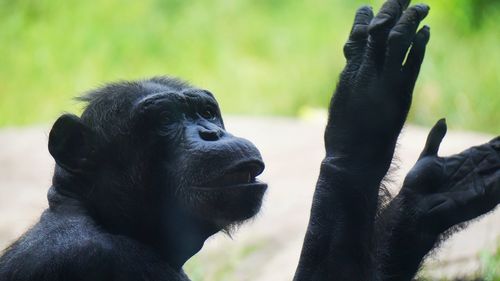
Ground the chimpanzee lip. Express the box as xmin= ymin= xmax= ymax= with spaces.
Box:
xmin=193 ymin=159 xmax=265 ymax=189
xmin=191 ymin=181 xmax=268 ymax=191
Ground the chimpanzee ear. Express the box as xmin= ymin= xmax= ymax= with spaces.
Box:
xmin=48 ymin=114 xmax=96 ymax=173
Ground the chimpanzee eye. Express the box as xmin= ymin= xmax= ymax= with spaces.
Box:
xmin=201 ymin=108 xmax=216 ymax=120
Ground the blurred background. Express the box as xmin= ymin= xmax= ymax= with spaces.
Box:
xmin=0 ymin=0 xmax=499 ymax=280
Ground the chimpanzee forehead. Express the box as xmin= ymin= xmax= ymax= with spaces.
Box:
xmin=182 ymin=89 xmax=217 ymax=104
xmin=139 ymin=87 xmax=218 ymax=107
xmin=140 ymin=77 xmax=217 ymax=103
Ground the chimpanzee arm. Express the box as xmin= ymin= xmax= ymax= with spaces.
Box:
xmin=376 ymin=120 xmax=500 ymax=281
xmin=294 ymin=1 xmax=430 ymax=280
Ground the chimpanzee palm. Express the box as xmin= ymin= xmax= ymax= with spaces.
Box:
xmin=0 ymin=0 xmax=499 ymax=281
xmin=375 ymin=120 xmax=500 ymax=281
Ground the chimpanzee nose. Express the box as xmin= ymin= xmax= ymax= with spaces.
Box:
xmin=199 ymin=128 xmax=222 ymax=141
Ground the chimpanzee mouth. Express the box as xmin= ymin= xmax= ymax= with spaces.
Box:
xmin=195 ymin=160 xmax=265 ymax=189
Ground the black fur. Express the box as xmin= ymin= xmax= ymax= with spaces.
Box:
xmin=294 ymin=1 xmax=500 ymax=281
xmin=1 ymin=1 xmax=499 ymax=280
xmin=375 ymin=121 xmax=500 ymax=281
xmin=0 ymin=77 xmax=267 ymax=280
xmin=294 ymin=1 xmax=430 ymax=279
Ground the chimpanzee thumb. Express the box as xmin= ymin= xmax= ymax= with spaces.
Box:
xmin=419 ymin=118 xmax=447 ymax=159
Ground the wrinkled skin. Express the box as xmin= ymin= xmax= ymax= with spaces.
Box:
xmin=326 ymin=1 xmax=430 ymax=165
xmin=0 ymin=1 xmax=498 ymax=280
xmin=296 ymin=0 xmax=500 ymax=281
xmin=295 ymin=0 xmax=431 ymax=280
xmin=376 ymin=120 xmax=500 ymax=281
xmin=0 ymin=78 xmax=267 ymax=281
xmin=404 ymin=121 xmax=500 ymax=234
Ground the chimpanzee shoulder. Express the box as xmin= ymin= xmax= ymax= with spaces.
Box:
xmin=0 ymin=208 xmax=188 ymax=281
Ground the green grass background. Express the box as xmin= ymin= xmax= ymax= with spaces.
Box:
xmin=0 ymin=0 xmax=499 ymax=132
xmin=0 ymin=1 xmax=498 ymax=279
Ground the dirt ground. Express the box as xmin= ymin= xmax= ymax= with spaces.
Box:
xmin=0 ymin=117 xmax=498 ymax=280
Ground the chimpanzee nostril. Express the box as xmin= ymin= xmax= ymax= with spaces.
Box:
xmin=199 ymin=129 xmax=220 ymax=141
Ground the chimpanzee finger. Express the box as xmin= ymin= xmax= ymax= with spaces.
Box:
xmin=402 ymin=25 xmax=430 ymax=92
xmin=385 ymin=4 xmax=430 ymax=72
xmin=343 ymin=6 xmax=374 ymax=64
xmin=419 ymin=118 xmax=447 ymax=159
xmin=366 ymin=0 xmax=411 ymax=66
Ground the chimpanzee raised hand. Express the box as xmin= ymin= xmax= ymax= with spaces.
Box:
xmin=376 ymin=120 xmax=500 ymax=281
xmin=294 ymin=0 xmax=430 ymax=280
xmin=327 ymin=1 xmax=430 ymax=165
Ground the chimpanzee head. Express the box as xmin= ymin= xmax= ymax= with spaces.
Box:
xmin=47 ymin=77 xmax=267 ymax=252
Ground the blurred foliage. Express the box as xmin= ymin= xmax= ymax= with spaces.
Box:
xmin=0 ymin=0 xmax=499 ymax=133
xmin=419 ymin=242 xmax=500 ymax=281
xmin=184 ymin=238 xmax=268 ymax=281
xmin=480 ymin=244 xmax=500 ymax=281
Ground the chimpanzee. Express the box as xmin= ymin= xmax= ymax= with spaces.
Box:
xmin=293 ymin=0 xmax=500 ymax=281
xmin=1 ymin=0 xmax=499 ymax=280
xmin=0 ymin=78 xmax=267 ymax=280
